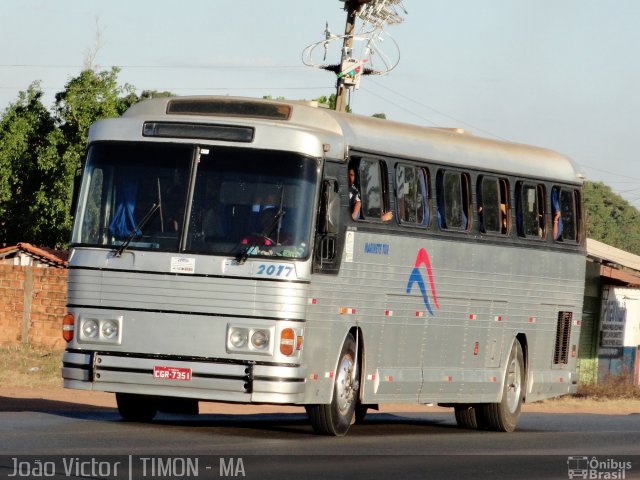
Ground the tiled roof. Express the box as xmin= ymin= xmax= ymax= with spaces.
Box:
xmin=0 ymin=243 xmax=68 ymax=268
xmin=587 ymin=238 xmax=640 ymax=272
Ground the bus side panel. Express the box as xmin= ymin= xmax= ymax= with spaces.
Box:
xmin=306 ymin=227 xmax=584 ymax=406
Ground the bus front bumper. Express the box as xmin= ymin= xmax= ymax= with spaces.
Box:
xmin=62 ymin=350 xmax=306 ymax=404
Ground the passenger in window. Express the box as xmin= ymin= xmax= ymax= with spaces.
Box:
xmin=477 ymin=203 xmax=506 ymax=234
xmin=500 ymin=203 xmax=508 ymax=234
xmin=348 ymin=167 xmax=393 ymax=222
xmin=348 ymin=167 xmax=362 ymax=221
xmin=552 ymin=209 xmax=561 ymax=240
xmin=551 ymin=187 xmax=563 ymax=240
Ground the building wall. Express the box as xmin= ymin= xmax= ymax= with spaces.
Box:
xmin=577 ymin=261 xmax=602 ymax=384
xmin=597 ymin=286 xmax=640 ymax=384
xmin=0 ymin=264 xmax=67 ymax=348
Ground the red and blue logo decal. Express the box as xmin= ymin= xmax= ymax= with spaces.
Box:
xmin=406 ymin=248 xmax=439 ymax=316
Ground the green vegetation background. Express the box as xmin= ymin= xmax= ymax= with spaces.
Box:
xmin=0 ymin=68 xmax=637 ymax=253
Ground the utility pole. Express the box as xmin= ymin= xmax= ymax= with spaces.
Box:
xmin=335 ymin=0 xmax=372 ymax=112
xmin=329 ymin=0 xmax=405 ymax=112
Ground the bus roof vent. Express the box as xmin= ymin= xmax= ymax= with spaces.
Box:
xmin=166 ymin=98 xmax=292 ymax=121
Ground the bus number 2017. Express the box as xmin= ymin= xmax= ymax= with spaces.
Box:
xmin=256 ymin=264 xmax=293 ymax=277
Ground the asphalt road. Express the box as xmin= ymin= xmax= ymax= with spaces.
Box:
xmin=1 ymin=398 xmax=639 ymax=480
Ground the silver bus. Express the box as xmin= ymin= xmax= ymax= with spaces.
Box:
xmin=62 ymin=96 xmax=585 ymax=436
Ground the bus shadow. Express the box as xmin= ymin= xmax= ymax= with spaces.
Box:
xmin=0 ymin=395 xmax=546 ymax=437
xmin=152 ymin=411 xmax=459 ymax=437
xmin=0 ymin=395 xmax=121 ymax=421
xmin=0 ymin=395 xmax=115 ymax=413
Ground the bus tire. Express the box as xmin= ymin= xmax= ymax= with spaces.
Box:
xmin=116 ymin=393 xmax=158 ymax=422
xmin=481 ymin=341 xmax=524 ymax=432
xmin=307 ymin=333 xmax=359 ymax=436
xmin=454 ymin=405 xmax=481 ymax=429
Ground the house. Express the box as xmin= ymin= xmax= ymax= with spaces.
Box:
xmin=0 ymin=242 xmax=69 ymax=268
xmin=0 ymin=243 xmax=68 ymax=347
xmin=581 ymin=239 xmax=640 ymax=385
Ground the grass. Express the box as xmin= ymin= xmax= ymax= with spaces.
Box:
xmin=0 ymin=343 xmax=64 ymax=388
xmin=575 ymin=368 xmax=640 ymax=400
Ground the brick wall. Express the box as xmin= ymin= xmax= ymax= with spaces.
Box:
xmin=0 ymin=264 xmax=67 ymax=348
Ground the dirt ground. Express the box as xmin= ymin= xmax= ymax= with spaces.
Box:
xmin=2 ymin=385 xmax=639 ymax=416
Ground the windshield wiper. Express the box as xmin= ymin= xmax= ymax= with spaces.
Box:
xmin=114 ymin=203 xmax=161 ymax=257
xmin=235 ymin=208 xmax=285 ymax=265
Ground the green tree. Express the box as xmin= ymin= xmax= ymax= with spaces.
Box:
xmin=0 ymin=83 xmax=57 ymax=246
xmin=54 ymin=68 xmax=136 ymax=166
xmin=584 ymin=181 xmax=640 ymax=255
xmin=0 ymin=68 xmax=157 ymax=248
xmin=33 ymin=68 xmax=137 ymax=247
xmin=315 ymin=94 xmax=352 ymax=113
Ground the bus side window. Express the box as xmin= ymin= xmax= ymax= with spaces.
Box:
xmin=536 ymin=184 xmax=546 ymax=237
xmin=396 ymin=164 xmax=429 ymax=226
xmin=573 ymin=189 xmax=582 ymax=242
xmin=359 ymin=158 xmax=393 ymax=222
xmin=499 ymin=178 xmax=509 ymax=234
xmin=436 ymin=169 xmax=471 ymax=231
xmin=477 ymin=176 xmax=509 ymax=235
xmin=552 ymin=186 xmax=578 ymax=242
xmin=348 ymin=160 xmax=362 ymax=221
xmin=516 ymin=181 xmax=546 ymax=238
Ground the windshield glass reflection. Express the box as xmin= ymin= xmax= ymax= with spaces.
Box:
xmin=74 ymin=143 xmax=317 ymax=260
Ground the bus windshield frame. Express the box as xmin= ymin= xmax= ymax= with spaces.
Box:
xmin=72 ymin=142 xmax=319 ymax=260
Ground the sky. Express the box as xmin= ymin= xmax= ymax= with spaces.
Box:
xmin=1 ymin=0 xmax=639 ymax=206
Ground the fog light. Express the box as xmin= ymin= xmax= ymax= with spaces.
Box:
xmin=82 ymin=319 xmax=99 ymax=338
xmin=230 ymin=328 xmax=248 ymax=348
xmin=101 ymin=320 xmax=119 ymax=339
xmin=251 ymin=330 xmax=269 ymax=349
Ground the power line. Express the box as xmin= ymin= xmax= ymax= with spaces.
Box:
xmin=367 ymin=78 xmax=510 ymax=141
xmin=359 ymin=86 xmax=438 ymax=126
xmin=0 ymin=64 xmax=306 ymax=70
xmin=361 ymin=80 xmax=640 ymax=202
xmin=364 ymin=80 xmax=640 ymax=195
xmin=0 ymin=85 xmax=330 ymax=92
xmin=576 ymin=163 xmax=640 ymax=183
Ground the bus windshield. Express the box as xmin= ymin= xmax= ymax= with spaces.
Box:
xmin=73 ymin=143 xmax=318 ymax=259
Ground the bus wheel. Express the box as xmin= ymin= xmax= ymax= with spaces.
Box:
xmin=481 ymin=341 xmax=524 ymax=432
xmin=307 ymin=334 xmax=359 ymax=436
xmin=116 ymin=393 xmax=158 ymax=422
xmin=454 ymin=405 xmax=481 ymax=429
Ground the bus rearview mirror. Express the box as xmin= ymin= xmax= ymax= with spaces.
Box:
xmin=325 ymin=189 xmax=340 ymax=235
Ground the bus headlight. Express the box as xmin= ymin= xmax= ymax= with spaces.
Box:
xmin=251 ymin=330 xmax=269 ymax=350
xmin=101 ymin=320 xmax=119 ymax=340
xmin=82 ymin=319 xmax=99 ymax=339
xmin=229 ymin=328 xmax=249 ymax=349
xmin=78 ymin=316 xmax=122 ymax=344
xmin=227 ymin=325 xmax=274 ymax=355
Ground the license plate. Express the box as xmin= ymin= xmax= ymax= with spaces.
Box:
xmin=153 ymin=366 xmax=191 ymax=381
